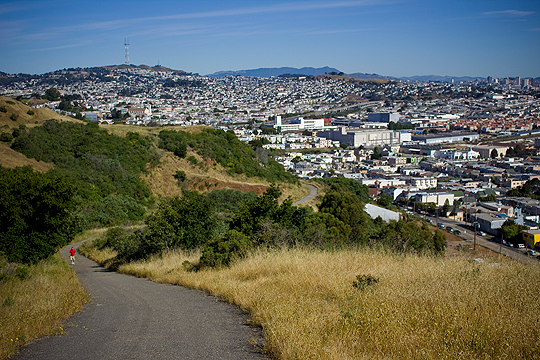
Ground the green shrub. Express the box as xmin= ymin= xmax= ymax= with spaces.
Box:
xmin=173 ymin=170 xmax=186 ymax=183
xmin=9 ymin=113 xmax=18 ymax=121
xmin=0 ymin=132 xmax=13 ymax=142
xmin=352 ymin=274 xmax=379 ymax=291
xmin=141 ymin=191 xmax=217 ymax=256
xmin=6 ymin=100 xmax=15 ymax=105
xmin=186 ymin=155 xmax=198 ymax=165
xmin=27 ymin=109 xmax=34 ymax=116
xmin=199 ymin=230 xmax=253 ymax=268
xmin=0 ymin=106 xmax=6 ymax=113
xmin=102 ymin=227 xmax=142 ymax=259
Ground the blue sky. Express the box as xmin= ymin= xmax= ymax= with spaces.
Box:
xmin=1 ymin=0 xmax=539 ymax=77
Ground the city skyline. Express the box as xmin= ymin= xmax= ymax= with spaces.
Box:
xmin=1 ymin=0 xmax=539 ymax=78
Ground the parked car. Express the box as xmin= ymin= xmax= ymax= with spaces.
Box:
xmin=454 ymin=230 xmax=462 ymax=235
xmin=517 ymin=244 xmax=525 ymax=249
xmin=477 ymin=231 xmax=486 ymax=236
xmin=526 ymin=249 xmax=537 ymax=256
xmin=437 ymin=222 xmax=445 ymax=228
xmin=446 ymin=226 xmax=454 ymax=233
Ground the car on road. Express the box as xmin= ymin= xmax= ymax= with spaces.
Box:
xmin=446 ymin=226 xmax=454 ymax=233
xmin=516 ymin=243 xmax=525 ymax=249
xmin=477 ymin=231 xmax=486 ymax=236
xmin=526 ymin=249 xmax=537 ymax=256
xmin=437 ymin=222 xmax=445 ymax=228
xmin=454 ymin=230 xmax=462 ymax=235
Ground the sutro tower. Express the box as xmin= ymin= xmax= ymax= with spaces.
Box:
xmin=124 ymin=37 xmax=130 ymax=65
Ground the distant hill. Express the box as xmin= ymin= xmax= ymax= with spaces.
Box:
xmin=0 ymin=65 xmax=188 ymax=87
xmin=347 ymin=72 xmax=392 ymax=80
xmin=398 ymin=75 xmax=485 ymax=82
xmin=207 ymin=66 xmax=341 ymax=78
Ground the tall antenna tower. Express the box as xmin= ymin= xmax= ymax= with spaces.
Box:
xmin=124 ymin=37 xmax=130 ymax=65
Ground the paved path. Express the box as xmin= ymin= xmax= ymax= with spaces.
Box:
xmin=293 ymin=184 xmax=318 ymax=205
xmin=13 ymin=241 xmax=267 ymax=360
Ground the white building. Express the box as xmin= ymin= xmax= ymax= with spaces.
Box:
xmin=408 ymin=178 xmax=437 ymax=189
xmin=273 ymin=115 xmax=326 ymax=131
xmin=434 ymin=148 xmax=480 ymax=160
xmin=414 ymin=192 xmax=454 ymax=206
xmin=317 ymin=127 xmax=411 ymax=147
xmin=364 ymin=204 xmax=401 ymax=223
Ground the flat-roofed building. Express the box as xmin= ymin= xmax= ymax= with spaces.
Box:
xmin=522 ymin=229 xmax=540 ymax=248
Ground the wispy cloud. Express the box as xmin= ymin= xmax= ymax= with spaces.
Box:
xmin=530 ymin=27 xmax=540 ymax=32
xmin=31 ymin=40 xmax=93 ymax=52
xmin=47 ymin=0 xmax=389 ymax=35
xmin=483 ymin=10 xmax=534 ymax=17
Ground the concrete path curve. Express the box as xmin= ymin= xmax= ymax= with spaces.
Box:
xmin=13 ymin=241 xmax=267 ymax=360
xmin=293 ymin=184 xmax=318 ymax=205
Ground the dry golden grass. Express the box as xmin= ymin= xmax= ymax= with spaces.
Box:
xmin=83 ymin=243 xmax=540 ymax=360
xmin=143 ymin=149 xmax=308 ymax=201
xmin=98 ymin=123 xmax=207 ymax=138
xmin=0 ymin=96 xmax=84 ymax=129
xmin=0 ymin=142 xmax=53 ymax=171
xmin=0 ymin=253 xmax=88 ymax=359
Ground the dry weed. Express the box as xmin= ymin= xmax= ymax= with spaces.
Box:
xmin=0 ymin=253 xmax=88 ymax=359
xmin=79 ymin=244 xmax=540 ymax=359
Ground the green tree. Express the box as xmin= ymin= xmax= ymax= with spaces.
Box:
xmin=43 ymin=87 xmax=61 ymax=101
xmin=301 ymin=212 xmax=350 ymax=248
xmin=501 ymin=219 xmax=527 ymax=243
xmin=377 ymin=194 xmax=393 ymax=208
xmin=318 ymin=186 xmax=370 ymax=244
xmin=0 ymin=166 xmax=80 ymax=263
xmin=142 ymin=191 xmax=217 ymax=255
xmin=371 ymin=146 xmax=382 ymax=160
xmin=491 ymin=149 xmax=498 ymax=159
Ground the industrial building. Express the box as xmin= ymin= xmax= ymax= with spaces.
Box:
xmin=367 ymin=112 xmax=400 ymax=123
xmin=411 ymin=132 xmax=480 ymax=144
xmin=317 ymin=127 xmax=411 ymax=147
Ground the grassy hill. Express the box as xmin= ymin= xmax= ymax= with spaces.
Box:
xmin=0 ymin=96 xmax=83 ymax=128
xmin=0 ymin=96 xmax=83 ymax=171
xmin=98 ymin=123 xmax=308 ymax=202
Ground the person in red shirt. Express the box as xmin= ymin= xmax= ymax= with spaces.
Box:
xmin=69 ymin=248 xmax=76 ymax=265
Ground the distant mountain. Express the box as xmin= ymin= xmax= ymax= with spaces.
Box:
xmin=207 ymin=66 xmax=341 ymax=78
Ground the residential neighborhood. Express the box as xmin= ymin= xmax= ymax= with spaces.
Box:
xmin=2 ymin=66 xmax=540 ymax=254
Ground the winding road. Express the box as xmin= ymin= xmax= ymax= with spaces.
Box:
xmin=14 ymin=184 xmax=319 ymax=359
xmin=13 ymin=241 xmax=267 ymax=360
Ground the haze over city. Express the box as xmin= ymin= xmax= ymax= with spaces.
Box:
xmin=1 ymin=0 xmax=539 ymax=78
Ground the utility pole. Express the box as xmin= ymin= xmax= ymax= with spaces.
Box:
xmin=473 ymin=222 xmax=477 ymax=250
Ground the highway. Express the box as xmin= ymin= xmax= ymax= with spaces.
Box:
xmin=406 ymin=208 xmax=539 ymax=265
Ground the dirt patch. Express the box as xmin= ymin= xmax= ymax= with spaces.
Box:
xmin=144 ymin=151 xmax=272 ymax=198
xmin=186 ymin=176 xmax=268 ymax=195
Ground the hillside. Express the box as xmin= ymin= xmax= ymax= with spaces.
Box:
xmin=0 ymin=96 xmax=83 ymax=171
xmin=0 ymin=96 xmax=83 ymax=128
xmin=0 ymin=142 xmax=53 ymax=172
